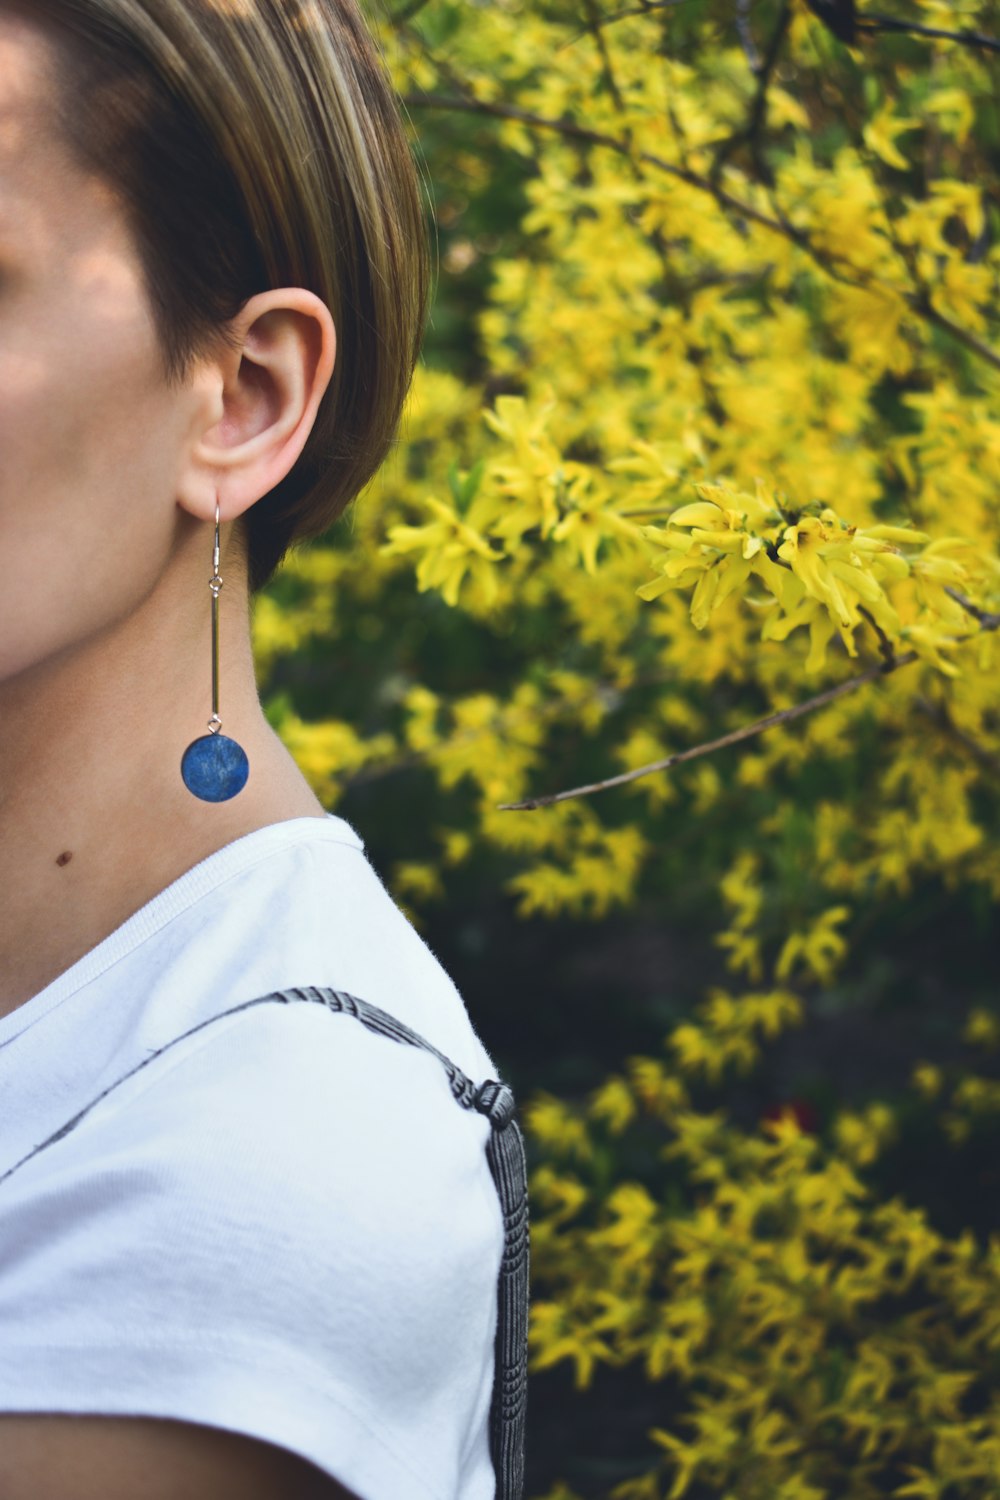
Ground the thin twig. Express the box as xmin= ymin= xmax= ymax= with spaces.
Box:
xmin=858 ymin=13 xmax=1000 ymax=53
xmin=402 ymin=90 xmax=1000 ymax=372
xmin=390 ymin=0 xmax=435 ymax=21
xmin=583 ymin=0 xmax=627 ymax=113
xmin=578 ymin=0 xmax=697 ymax=27
xmin=944 ymin=586 xmax=1000 ymax=629
xmin=496 ymin=656 xmax=911 ymax=810
xmin=834 ymin=83 xmax=997 ymax=372
xmin=338 ymin=666 xmax=680 ymax=793
xmin=712 ymin=0 xmax=793 ymax=186
xmin=498 ymin=591 xmax=1000 ymax=810
xmin=735 ymin=0 xmax=761 ymax=71
xmin=914 ymin=695 xmax=1000 ymax=777
xmin=857 ymin=604 xmax=898 ymax=668
xmin=402 ymin=91 xmax=795 ymax=235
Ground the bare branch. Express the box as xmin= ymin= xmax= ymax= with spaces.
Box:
xmin=945 ymin=586 xmax=1000 ymax=630
xmin=582 ymin=0 xmax=627 ymax=114
xmin=497 ymin=655 xmax=910 ymax=810
xmin=575 ymin=0 xmax=697 ymax=27
xmin=914 ymin=695 xmax=1000 ymax=777
xmin=857 ymin=604 xmax=898 ymax=669
xmin=858 ymin=13 xmax=1000 ymax=53
xmin=337 ymin=666 xmax=681 ymax=793
xmin=402 ymin=90 xmax=1000 ymax=372
xmin=497 ymin=595 xmax=1000 ymax=809
xmin=390 ymin=0 xmax=435 ymax=21
xmin=735 ymin=0 xmax=762 ymax=72
xmin=712 ymin=0 xmax=793 ymax=186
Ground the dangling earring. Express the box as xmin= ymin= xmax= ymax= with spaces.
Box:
xmin=180 ymin=499 xmax=250 ymax=802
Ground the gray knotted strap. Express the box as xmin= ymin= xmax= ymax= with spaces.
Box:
xmin=0 ymin=984 xmax=529 ymax=1500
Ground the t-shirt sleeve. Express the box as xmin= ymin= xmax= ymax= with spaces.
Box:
xmin=0 ymin=1001 xmax=504 ymax=1500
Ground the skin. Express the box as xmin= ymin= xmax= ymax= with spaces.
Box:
xmin=0 ymin=1416 xmax=359 ymax=1500
xmin=0 ymin=13 xmax=339 ymax=1019
xmin=0 ymin=14 xmax=358 ymax=1497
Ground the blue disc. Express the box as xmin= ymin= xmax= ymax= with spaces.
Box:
xmin=180 ymin=733 xmax=250 ymax=802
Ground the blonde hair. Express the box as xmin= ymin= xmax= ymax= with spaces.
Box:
xmin=7 ymin=0 xmax=429 ymax=594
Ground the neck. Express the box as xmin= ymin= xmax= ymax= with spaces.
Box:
xmin=0 ymin=537 xmax=325 ymax=1019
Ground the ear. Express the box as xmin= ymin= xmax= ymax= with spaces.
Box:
xmin=176 ymin=288 xmax=336 ymax=526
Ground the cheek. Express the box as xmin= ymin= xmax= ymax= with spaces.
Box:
xmin=0 ymin=253 xmax=187 ymax=681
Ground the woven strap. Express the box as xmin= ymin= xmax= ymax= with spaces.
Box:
xmin=0 ymin=984 xmax=529 ymax=1500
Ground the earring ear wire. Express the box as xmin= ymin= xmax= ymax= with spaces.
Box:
xmin=180 ymin=498 xmax=250 ymax=802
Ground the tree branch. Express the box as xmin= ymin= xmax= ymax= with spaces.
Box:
xmin=944 ymin=586 xmax=1000 ymax=630
xmin=497 ymin=591 xmax=1000 ymax=810
xmin=711 ymin=0 xmax=793 ymax=186
xmin=572 ymin=0 xmax=697 ymax=28
xmin=402 ymin=90 xmax=1000 ymax=372
xmin=496 ymin=657 xmax=911 ymax=810
xmin=390 ymin=0 xmax=435 ymax=21
xmin=735 ymin=0 xmax=761 ymax=72
xmin=914 ymin=695 xmax=1000 ymax=777
xmin=582 ymin=0 xmax=628 ymax=114
xmin=857 ymin=13 xmax=1000 ymax=53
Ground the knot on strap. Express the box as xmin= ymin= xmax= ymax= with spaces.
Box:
xmin=474 ymin=1079 xmax=516 ymax=1130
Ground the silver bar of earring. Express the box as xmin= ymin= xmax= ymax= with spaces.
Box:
xmin=179 ymin=499 xmax=250 ymax=801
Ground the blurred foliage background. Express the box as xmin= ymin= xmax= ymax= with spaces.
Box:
xmin=253 ymin=0 xmax=1000 ymax=1494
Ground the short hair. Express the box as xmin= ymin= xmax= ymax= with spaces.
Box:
xmin=6 ymin=0 xmax=430 ymax=595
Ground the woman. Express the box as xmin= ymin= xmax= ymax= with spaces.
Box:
xmin=0 ymin=2 xmax=526 ymax=1497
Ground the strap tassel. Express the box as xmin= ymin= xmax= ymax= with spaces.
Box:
xmin=477 ymin=1084 xmax=530 ymax=1500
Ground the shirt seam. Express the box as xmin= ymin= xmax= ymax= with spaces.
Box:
xmin=2 ymin=996 xmax=462 ymax=1171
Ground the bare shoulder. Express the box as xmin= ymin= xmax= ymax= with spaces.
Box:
xmin=0 ymin=1414 xmax=359 ymax=1500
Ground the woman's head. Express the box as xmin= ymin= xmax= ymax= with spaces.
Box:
xmin=0 ymin=0 xmax=428 ymax=601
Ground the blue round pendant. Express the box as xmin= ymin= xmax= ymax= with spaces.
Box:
xmin=180 ymin=733 xmax=250 ymax=802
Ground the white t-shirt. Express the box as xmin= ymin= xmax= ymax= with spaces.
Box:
xmin=0 ymin=813 xmax=504 ymax=1500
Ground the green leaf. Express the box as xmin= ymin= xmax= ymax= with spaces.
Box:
xmin=448 ymin=457 xmax=486 ymax=515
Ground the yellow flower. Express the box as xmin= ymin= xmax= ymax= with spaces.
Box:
xmin=912 ymin=1063 xmax=943 ymax=1099
xmin=775 ymin=906 xmax=851 ymax=985
xmin=775 ymin=516 xmax=907 ymax=653
xmin=551 ymin=467 xmax=644 ymax=576
xmin=587 ymin=1075 xmax=637 ymax=1135
xmin=389 ymin=860 xmax=445 ymax=904
xmin=863 ymin=106 xmax=921 ymax=170
xmin=962 ymin=1007 xmax=1000 ymax=1051
xmin=481 ymin=390 xmax=563 ymax=542
xmin=381 ymin=496 xmax=502 ymax=608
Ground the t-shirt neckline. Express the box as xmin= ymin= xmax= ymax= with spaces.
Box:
xmin=0 ymin=813 xmax=363 ymax=1051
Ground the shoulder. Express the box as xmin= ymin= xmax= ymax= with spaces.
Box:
xmin=131 ymin=996 xmax=499 ymax=1217
xmin=17 ymin=996 xmax=503 ymax=1300
xmin=193 ymin=829 xmax=499 ymax=1085
xmin=159 ymin=998 xmax=500 ymax=1271
xmin=293 ymin=836 xmax=500 ymax=1081
xmin=0 ymin=999 xmax=503 ymax=1499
